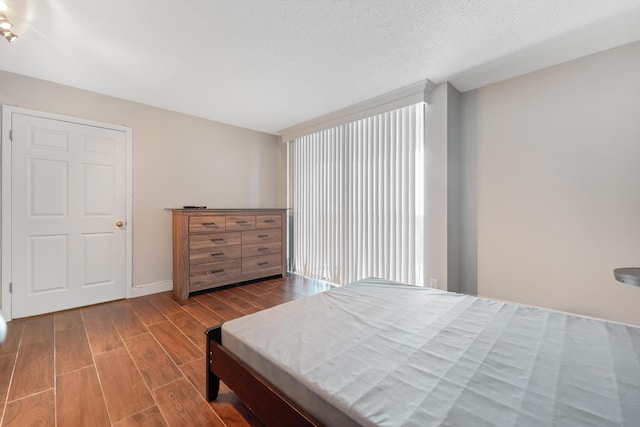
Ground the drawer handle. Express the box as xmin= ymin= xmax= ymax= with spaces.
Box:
xmin=264 ymin=219 xmax=275 ymax=223
xmin=258 ymin=262 xmax=269 ymax=266
xmin=202 ymin=222 xmax=219 ymax=228
xmin=258 ymin=247 xmax=269 ymax=251
xmin=211 ymin=252 xmax=224 ymax=256
xmin=211 ymin=238 xmax=225 ymax=242
xmin=211 ymin=269 xmax=225 ymax=274
xmin=258 ymin=234 xmax=268 ymax=238
xmin=236 ymin=220 xmax=250 ymax=225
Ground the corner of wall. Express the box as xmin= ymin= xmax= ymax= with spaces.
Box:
xmin=459 ymin=89 xmax=478 ymax=296
xmin=424 ymin=82 xmax=475 ymax=295
xmin=447 ymin=84 xmax=463 ymax=294
xmin=424 ymin=82 xmax=464 ymax=292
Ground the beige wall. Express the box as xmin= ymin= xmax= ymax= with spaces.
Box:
xmin=0 ymin=70 xmax=283 ymax=304
xmin=461 ymin=41 xmax=640 ymax=325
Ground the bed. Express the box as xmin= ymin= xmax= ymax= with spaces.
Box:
xmin=205 ymin=278 xmax=640 ymax=426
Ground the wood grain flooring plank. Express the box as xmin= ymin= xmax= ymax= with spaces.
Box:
xmin=54 ymin=309 xmax=84 ymax=331
xmin=146 ymin=293 xmax=183 ymax=316
xmin=8 ymin=340 xmax=54 ymax=401
xmin=103 ymin=299 xmax=132 ymax=313
xmin=273 ymin=283 xmax=316 ymax=298
xmin=195 ymin=294 xmax=246 ymax=321
xmin=81 ymin=303 xmax=110 ymax=319
xmin=259 ymin=279 xmax=287 ymax=291
xmin=112 ymin=406 xmax=168 ymax=427
xmin=20 ymin=314 xmax=54 ymax=345
xmin=124 ymin=333 xmax=183 ymax=390
xmin=219 ymin=288 xmax=261 ymax=312
xmin=0 ymin=353 xmax=17 ymax=406
xmin=233 ymin=288 xmax=277 ymax=310
xmin=108 ymin=306 xmax=148 ymax=339
xmin=84 ymin=315 xmax=124 ymax=355
xmin=182 ymin=302 xmax=225 ymax=327
xmin=147 ymin=322 xmax=202 ymax=366
xmin=57 ymin=365 xmax=110 ymax=427
xmin=267 ymin=287 xmax=305 ymax=302
xmin=55 ymin=326 xmax=93 ymax=375
xmin=179 ymin=356 xmax=207 ymax=397
xmin=95 ymin=347 xmax=155 ymax=423
xmin=239 ymin=283 xmax=271 ymax=296
xmin=256 ymin=290 xmax=293 ymax=306
xmin=166 ymin=311 xmax=208 ymax=352
xmin=153 ymin=378 xmax=224 ymax=426
xmin=3 ymin=389 xmax=55 ymax=427
xmin=0 ymin=320 xmax=24 ymax=356
xmin=129 ymin=298 xmax=167 ymax=325
xmin=240 ymin=305 xmax=263 ymax=315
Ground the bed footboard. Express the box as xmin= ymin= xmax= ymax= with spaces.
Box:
xmin=205 ymin=325 xmax=317 ymax=426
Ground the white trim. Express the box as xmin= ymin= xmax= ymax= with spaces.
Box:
xmin=124 ymin=125 xmax=133 ymax=299
xmin=1 ymin=106 xmax=12 ymax=321
xmin=278 ymin=79 xmax=434 ymax=142
xmin=1 ymin=105 xmax=133 ymax=321
xmin=131 ymin=280 xmax=173 ymax=298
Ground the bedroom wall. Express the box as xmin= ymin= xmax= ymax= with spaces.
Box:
xmin=0 ymin=70 xmax=283 ymax=306
xmin=460 ymin=40 xmax=640 ymax=326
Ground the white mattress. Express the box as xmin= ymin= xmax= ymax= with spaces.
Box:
xmin=221 ymin=278 xmax=640 ymax=426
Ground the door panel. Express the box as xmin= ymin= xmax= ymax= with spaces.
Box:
xmin=30 ymin=234 xmax=68 ymax=293
xmin=83 ymin=164 xmax=114 ymax=215
xmin=11 ymin=113 xmax=127 ymax=318
xmin=83 ymin=233 xmax=113 ymax=286
xmin=30 ymin=158 xmax=68 ymax=216
xmin=29 ymin=127 xmax=68 ymax=151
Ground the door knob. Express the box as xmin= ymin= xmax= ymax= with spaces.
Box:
xmin=115 ymin=220 xmax=125 ymax=228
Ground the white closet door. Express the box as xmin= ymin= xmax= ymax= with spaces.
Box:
xmin=11 ymin=113 xmax=127 ymax=318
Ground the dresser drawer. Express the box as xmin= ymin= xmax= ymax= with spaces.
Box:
xmin=242 ymin=229 xmax=281 ymax=245
xmin=242 ymin=254 xmax=281 ymax=278
xmin=190 ymin=232 xmax=241 ymax=250
xmin=226 ymin=215 xmax=256 ymax=231
xmin=189 ymin=215 xmax=226 ymax=233
xmin=189 ymin=260 xmax=242 ymax=290
xmin=256 ymin=215 xmax=282 ymax=229
xmin=189 ymin=245 xmax=242 ymax=265
xmin=242 ymin=241 xmax=282 ymax=257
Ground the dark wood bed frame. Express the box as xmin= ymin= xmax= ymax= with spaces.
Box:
xmin=205 ymin=325 xmax=319 ymax=426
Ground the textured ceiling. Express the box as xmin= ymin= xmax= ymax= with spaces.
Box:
xmin=1 ymin=0 xmax=639 ymax=134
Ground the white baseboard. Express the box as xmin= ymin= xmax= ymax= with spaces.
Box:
xmin=130 ymin=280 xmax=173 ymax=298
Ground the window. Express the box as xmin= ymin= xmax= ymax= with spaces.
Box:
xmin=288 ymin=103 xmax=425 ymax=285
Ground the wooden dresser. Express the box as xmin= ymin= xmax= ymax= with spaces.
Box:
xmin=171 ymin=209 xmax=286 ymax=300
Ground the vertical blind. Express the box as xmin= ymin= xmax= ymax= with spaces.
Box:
xmin=288 ymin=103 xmax=425 ymax=286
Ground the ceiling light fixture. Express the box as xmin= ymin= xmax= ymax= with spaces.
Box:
xmin=0 ymin=2 xmax=18 ymax=42
xmin=1 ymin=29 xmax=15 ymax=41
xmin=0 ymin=14 xmax=12 ymax=30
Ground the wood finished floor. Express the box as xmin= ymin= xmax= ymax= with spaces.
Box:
xmin=0 ymin=275 xmax=333 ymax=426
